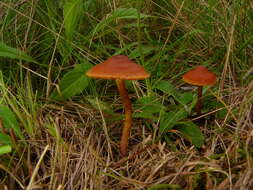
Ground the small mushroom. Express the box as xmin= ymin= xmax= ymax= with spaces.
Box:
xmin=182 ymin=66 xmax=216 ymax=116
xmin=86 ymin=55 xmax=150 ymax=156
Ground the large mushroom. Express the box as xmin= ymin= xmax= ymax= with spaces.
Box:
xmin=182 ymin=66 xmax=216 ymax=116
xmin=86 ymin=55 xmax=150 ymax=156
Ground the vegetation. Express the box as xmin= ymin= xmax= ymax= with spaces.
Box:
xmin=0 ymin=0 xmax=253 ymax=189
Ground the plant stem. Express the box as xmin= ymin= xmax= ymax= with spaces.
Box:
xmin=196 ymin=86 xmax=203 ymax=116
xmin=116 ymin=79 xmax=132 ymax=157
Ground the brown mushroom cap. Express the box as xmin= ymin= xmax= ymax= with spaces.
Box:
xmin=86 ymin=55 xmax=150 ymax=80
xmin=183 ymin=66 xmax=216 ymax=86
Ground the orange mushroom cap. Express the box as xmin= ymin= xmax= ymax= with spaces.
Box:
xmin=86 ymin=55 xmax=150 ymax=80
xmin=182 ymin=66 xmax=216 ymax=86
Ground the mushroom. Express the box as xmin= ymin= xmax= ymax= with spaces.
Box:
xmin=182 ymin=66 xmax=216 ymax=116
xmin=86 ymin=55 xmax=150 ymax=156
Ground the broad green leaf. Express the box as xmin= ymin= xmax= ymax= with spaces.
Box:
xmin=156 ymin=81 xmax=176 ymax=95
xmin=0 ymin=133 xmax=12 ymax=145
xmin=138 ymin=104 xmax=163 ymax=114
xmin=91 ymin=8 xmax=149 ymax=38
xmin=134 ymin=96 xmax=165 ymax=111
xmin=50 ymin=63 xmax=92 ymax=100
xmin=133 ymin=112 xmax=156 ymax=119
xmin=0 ymin=105 xmax=23 ymax=139
xmin=0 ymin=42 xmax=35 ymax=62
xmin=133 ymin=96 xmax=165 ymax=119
xmin=156 ymin=81 xmax=193 ymax=107
xmin=63 ymin=0 xmax=83 ymax=41
xmin=0 ymin=145 xmax=12 ymax=155
xmin=175 ymin=121 xmax=204 ymax=148
xmin=159 ymin=109 xmax=188 ymax=134
xmin=178 ymin=92 xmax=193 ymax=105
xmin=156 ymin=81 xmax=180 ymax=100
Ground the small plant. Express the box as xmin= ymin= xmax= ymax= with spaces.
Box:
xmin=134 ymin=80 xmax=204 ymax=148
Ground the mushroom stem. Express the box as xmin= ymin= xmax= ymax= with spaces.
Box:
xmin=196 ymin=86 xmax=203 ymax=115
xmin=116 ymin=79 xmax=132 ymax=157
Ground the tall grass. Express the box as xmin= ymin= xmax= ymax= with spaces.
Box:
xmin=0 ymin=0 xmax=252 ymax=189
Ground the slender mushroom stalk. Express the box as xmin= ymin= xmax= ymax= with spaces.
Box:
xmin=182 ymin=66 xmax=216 ymax=116
xmin=196 ymin=86 xmax=203 ymax=115
xmin=86 ymin=55 xmax=150 ymax=156
xmin=116 ymin=79 xmax=132 ymax=156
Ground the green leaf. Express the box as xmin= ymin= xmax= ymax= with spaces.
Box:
xmin=0 ymin=133 xmax=12 ymax=145
xmin=63 ymin=0 xmax=83 ymax=41
xmin=50 ymin=63 xmax=92 ymax=100
xmin=0 ymin=42 xmax=35 ymax=62
xmin=159 ymin=109 xmax=188 ymax=134
xmin=156 ymin=81 xmax=177 ymax=95
xmin=156 ymin=81 xmax=194 ymax=109
xmin=133 ymin=112 xmax=156 ymax=119
xmin=175 ymin=121 xmax=204 ymax=148
xmin=0 ymin=105 xmax=23 ymax=140
xmin=156 ymin=81 xmax=187 ymax=105
xmin=134 ymin=96 xmax=165 ymax=112
xmin=90 ymin=8 xmax=149 ymax=38
xmin=0 ymin=145 xmax=12 ymax=155
xmin=178 ymin=92 xmax=193 ymax=105
xmin=133 ymin=96 xmax=165 ymax=119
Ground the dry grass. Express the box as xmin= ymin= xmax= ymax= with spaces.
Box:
xmin=1 ymin=80 xmax=252 ymax=190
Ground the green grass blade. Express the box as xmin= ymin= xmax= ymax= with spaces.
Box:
xmin=50 ymin=63 xmax=92 ymax=100
xmin=0 ymin=145 xmax=12 ymax=155
xmin=90 ymin=8 xmax=149 ymax=40
xmin=63 ymin=0 xmax=83 ymax=41
xmin=0 ymin=105 xmax=24 ymax=140
xmin=0 ymin=42 xmax=35 ymax=63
